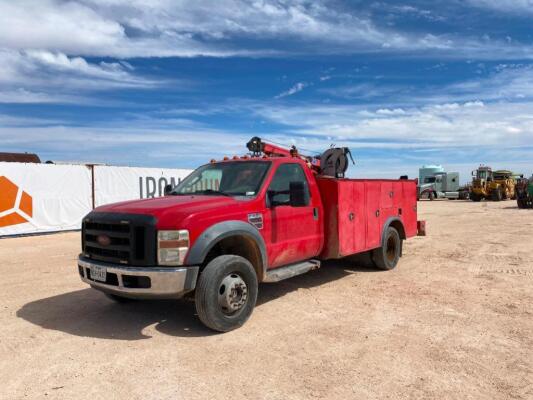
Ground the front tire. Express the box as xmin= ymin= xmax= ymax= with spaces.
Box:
xmin=470 ymin=193 xmax=481 ymax=202
xmin=491 ymin=188 xmax=502 ymax=201
xmin=195 ymin=255 xmax=258 ymax=332
xmin=372 ymin=227 xmax=402 ymax=271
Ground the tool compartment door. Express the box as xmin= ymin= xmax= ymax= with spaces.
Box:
xmin=352 ymin=182 xmax=367 ymax=253
xmin=401 ymin=180 xmax=418 ymax=237
xmin=365 ymin=181 xmax=382 ymax=249
xmin=337 ymin=181 xmax=355 ymax=255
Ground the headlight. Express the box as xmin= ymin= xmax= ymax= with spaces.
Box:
xmin=157 ymin=230 xmax=189 ymax=266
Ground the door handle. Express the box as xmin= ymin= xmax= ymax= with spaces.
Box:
xmin=348 ymin=212 xmax=354 ymax=221
xmin=313 ymin=207 xmax=319 ymax=220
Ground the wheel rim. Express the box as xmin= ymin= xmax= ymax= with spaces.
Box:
xmin=386 ymin=235 xmax=398 ymax=263
xmin=218 ymin=273 xmax=248 ymax=315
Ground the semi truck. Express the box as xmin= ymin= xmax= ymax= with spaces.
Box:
xmin=77 ymin=137 xmax=424 ymax=332
xmin=417 ymin=165 xmax=461 ymax=200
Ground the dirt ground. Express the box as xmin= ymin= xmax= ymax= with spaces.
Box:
xmin=1 ymin=200 xmax=532 ymax=400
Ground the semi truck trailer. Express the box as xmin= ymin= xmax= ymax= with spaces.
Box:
xmin=77 ymin=137 xmax=424 ymax=332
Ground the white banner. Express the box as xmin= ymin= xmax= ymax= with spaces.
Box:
xmin=94 ymin=166 xmax=191 ymax=207
xmin=0 ymin=162 xmax=92 ymax=236
xmin=0 ymin=163 xmax=192 ymax=237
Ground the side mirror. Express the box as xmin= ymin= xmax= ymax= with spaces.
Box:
xmin=289 ymin=181 xmax=307 ymax=207
xmin=164 ymin=184 xmax=173 ymax=196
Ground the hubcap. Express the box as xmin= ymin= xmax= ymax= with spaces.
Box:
xmin=218 ymin=273 xmax=248 ymax=315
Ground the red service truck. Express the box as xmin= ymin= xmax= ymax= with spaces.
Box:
xmin=78 ymin=137 xmax=423 ymax=331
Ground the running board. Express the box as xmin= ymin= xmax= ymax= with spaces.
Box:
xmin=263 ymin=259 xmax=321 ymax=283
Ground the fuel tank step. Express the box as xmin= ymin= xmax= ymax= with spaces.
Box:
xmin=263 ymin=259 xmax=321 ymax=283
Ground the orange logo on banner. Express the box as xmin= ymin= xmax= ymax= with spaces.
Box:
xmin=0 ymin=176 xmax=33 ymax=228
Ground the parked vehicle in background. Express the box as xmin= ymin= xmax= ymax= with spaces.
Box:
xmin=417 ymin=165 xmax=460 ymax=200
xmin=470 ymin=166 xmax=520 ymax=201
xmin=516 ymin=176 xmax=533 ymax=209
xmin=77 ymin=137 xmax=424 ymax=332
xmin=470 ymin=166 xmax=492 ymax=201
xmin=488 ymin=170 xmax=516 ymax=201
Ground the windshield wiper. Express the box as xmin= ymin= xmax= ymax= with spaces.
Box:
xmin=193 ymin=189 xmax=232 ymax=197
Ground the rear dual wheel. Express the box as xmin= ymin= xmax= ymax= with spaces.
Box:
xmin=372 ymin=227 xmax=402 ymax=271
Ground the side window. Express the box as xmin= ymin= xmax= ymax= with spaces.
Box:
xmin=268 ymin=164 xmax=310 ymax=206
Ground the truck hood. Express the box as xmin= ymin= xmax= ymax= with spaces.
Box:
xmin=418 ymin=183 xmax=435 ymax=191
xmin=94 ymin=195 xmax=241 ymax=221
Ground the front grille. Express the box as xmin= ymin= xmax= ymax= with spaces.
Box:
xmin=82 ymin=212 xmax=157 ymax=266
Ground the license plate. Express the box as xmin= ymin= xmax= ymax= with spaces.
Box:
xmin=90 ymin=265 xmax=107 ymax=282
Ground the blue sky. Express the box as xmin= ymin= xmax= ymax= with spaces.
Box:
xmin=1 ymin=0 xmax=533 ymax=181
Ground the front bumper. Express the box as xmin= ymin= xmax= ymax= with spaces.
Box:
xmin=78 ymin=256 xmax=199 ymax=299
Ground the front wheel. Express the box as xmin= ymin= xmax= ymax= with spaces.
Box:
xmin=372 ymin=227 xmax=402 ymax=271
xmin=491 ymin=188 xmax=503 ymax=201
xmin=195 ymin=255 xmax=258 ymax=332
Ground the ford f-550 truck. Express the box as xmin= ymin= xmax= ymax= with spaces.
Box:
xmin=78 ymin=137 xmax=423 ymax=331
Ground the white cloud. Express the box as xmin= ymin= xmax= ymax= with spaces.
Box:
xmin=467 ymin=0 xmax=533 ymax=15
xmin=321 ymin=64 xmax=533 ymax=105
xmin=275 ymin=82 xmax=309 ymax=98
xmin=0 ymin=88 xmax=87 ymax=104
xmin=0 ymin=0 xmax=531 ymax=60
xmin=0 ymin=49 xmax=163 ymax=103
xmin=251 ymin=100 xmax=533 ymax=150
xmin=3 ymin=101 xmax=532 ymax=177
xmin=445 ymin=65 xmax=533 ymax=101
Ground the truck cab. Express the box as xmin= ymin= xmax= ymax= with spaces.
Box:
xmin=78 ymin=139 xmax=421 ymax=331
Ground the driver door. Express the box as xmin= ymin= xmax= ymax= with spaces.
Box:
xmin=264 ymin=163 xmax=322 ymax=268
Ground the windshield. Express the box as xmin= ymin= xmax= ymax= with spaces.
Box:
xmin=171 ymin=161 xmax=270 ymax=197
xmin=477 ymin=170 xmax=489 ymax=179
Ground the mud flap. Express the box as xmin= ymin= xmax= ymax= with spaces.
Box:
xmin=417 ymin=220 xmax=427 ymax=236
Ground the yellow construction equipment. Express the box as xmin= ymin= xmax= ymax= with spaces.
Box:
xmin=488 ymin=170 xmax=516 ymax=201
xmin=470 ymin=166 xmax=517 ymax=201
xmin=470 ymin=166 xmax=492 ymax=201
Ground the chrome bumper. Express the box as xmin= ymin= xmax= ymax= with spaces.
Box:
xmin=78 ymin=257 xmax=199 ymax=299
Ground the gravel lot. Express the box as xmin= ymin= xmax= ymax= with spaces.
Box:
xmin=1 ymin=200 xmax=532 ymax=400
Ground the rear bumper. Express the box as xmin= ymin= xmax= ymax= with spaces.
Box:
xmin=78 ymin=257 xmax=199 ymax=299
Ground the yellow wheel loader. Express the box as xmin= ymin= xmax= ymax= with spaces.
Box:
xmin=470 ymin=166 xmax=492 ymax=201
